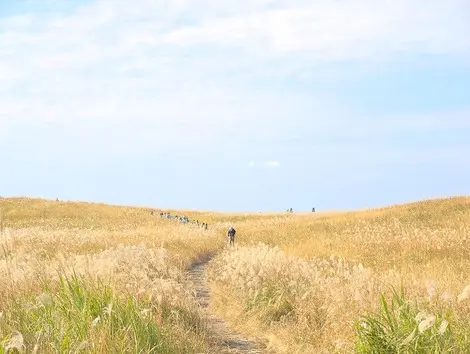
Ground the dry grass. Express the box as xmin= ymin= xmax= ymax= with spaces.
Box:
xmin=0 ymin=197 xmax=228 ymax=353
xmin=2 ymin=196 xmax=470 ymax=353
xmin=205 ymin=196 xmax=470 ymax=353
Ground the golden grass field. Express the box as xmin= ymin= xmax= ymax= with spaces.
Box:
xmin=1 ymin=196 xmax=470 ymax=353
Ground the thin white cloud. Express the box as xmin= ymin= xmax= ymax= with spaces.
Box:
xmin=160 ymin=0 xmax=470 ymax=59
xmin=264 ymin=161 xmax=281 ymax=168
xmin=0 ymin=0 xmax=469 ymax=163
xmin=247 ymin=161 xmax=255 ymax=168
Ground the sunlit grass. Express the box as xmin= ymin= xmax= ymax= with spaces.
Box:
xmin=354 ymin=284 xmax=467 ymax=354
xmin=205 ymin=196 xmax=470 ymax=353
xmin=0 ymin=197 xmax=226 ymax=353
xmin=0 ymin=273 xmax=208 ymax=353
xmin=2 ymin=196 xmax=470 ymax=353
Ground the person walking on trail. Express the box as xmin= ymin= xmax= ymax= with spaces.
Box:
xmin=227 ymin=226 xmax=236 ymax=247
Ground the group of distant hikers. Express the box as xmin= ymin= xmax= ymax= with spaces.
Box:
xmin=150 ymin=210 xmax=237 ymax=247
xmin=286 ymin=207 xmax=316 ymax=213
xmin=150 ymin=210 xmax=209 ymax=230
xmin=151 ymin=206 xmax=317 ymax=247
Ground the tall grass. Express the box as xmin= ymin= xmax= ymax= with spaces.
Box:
xmin=205 ymin=197 xmax=470 ymax=353
xmin=207 ymin=243 xmax=396 ymax=352
xmin=355 ymin=284 xmax=470 ymax=353
xmin=0 ymin=197 xmax=228 ymax=353
xmin=3 ymin=196 xmax=470 ymax=353
xmin=1 ymin=273 xmax=208 ymax=353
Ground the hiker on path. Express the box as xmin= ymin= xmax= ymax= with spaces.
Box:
xmin=227 ymin=226 xmax=236 ymax=247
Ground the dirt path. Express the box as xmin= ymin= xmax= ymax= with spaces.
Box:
xmin=188 ymin=258 xmax=267 ymax=354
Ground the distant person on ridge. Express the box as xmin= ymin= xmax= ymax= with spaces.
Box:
xmin=227 ymin=226 xmax=236 ymax=247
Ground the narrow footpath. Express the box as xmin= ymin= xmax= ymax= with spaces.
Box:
xmin=188 ymin=258 xmax=268 ymax=354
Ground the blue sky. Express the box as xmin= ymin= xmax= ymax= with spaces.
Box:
xmin=1 ymin=0 xmax=469 ymax=212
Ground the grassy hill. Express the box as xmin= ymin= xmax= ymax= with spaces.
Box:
xmin=1 ymin=196 xmax=470 ymax=353
xmin=0 ymin=197 xmax=229 ymax=353
xmin=205 ymin=196 xmax=470 ymax=353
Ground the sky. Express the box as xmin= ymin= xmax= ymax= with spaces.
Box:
xmin=1 ymin=0 xmax=469 ymax=212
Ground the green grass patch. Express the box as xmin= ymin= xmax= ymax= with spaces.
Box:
xmin=355 ymin=285 xmax=468 ymax=353
xmin=0 ymin=273 xmax=209 ymax=353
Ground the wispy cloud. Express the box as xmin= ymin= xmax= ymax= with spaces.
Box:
xmin=161 ymin=0 xmax=470 ymax=59
xmin=264 ymin=161 xmax=281 ymax=168
xmin=0 ymin=0 xmax=469 ymax=164
xmin=246 ymin=160 xmax=281 ymax=169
